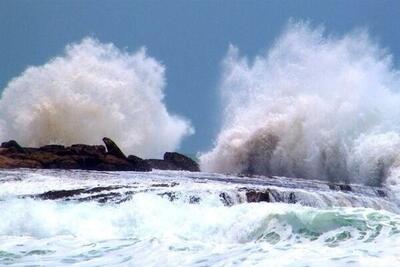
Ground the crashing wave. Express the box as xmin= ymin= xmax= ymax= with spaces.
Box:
xmin=0 ymin=38 xmax=193 ymax=158
xmin=201 ymin=22 xmax=400 ymax=188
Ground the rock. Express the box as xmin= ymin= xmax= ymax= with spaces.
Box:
xmin=29 ymin=151 xmax=62 ymax=168
xmin=70 ymin=144 xmax=106 ymax=156
xmin=52 ymin=158 xmax=80 ymax=169
xmin=0 ymin=138 xmax=193 ymax=172
xmin=96 ymin=155 xmax=135 ymax=171
xmin=127 ymin=155 xmax=152 ymax=171
xmin=145 ymin=153 xmax=200 ymax=172
xmin=1 ymin=140 xmax=26 ymax=153
xmin=163 ymin=152 xmax=200 ymax=172
xmin=102 ymin=137 xmax=126 ymax=159
xmin=246 ymin=190 xmax=270 ymax=202
xmin=39 ymin=144 xmax=67 ymax=154
xmin=0 ymin=155 xmax=42 ymax=168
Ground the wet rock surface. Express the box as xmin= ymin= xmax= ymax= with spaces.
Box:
xmin=0 ymin=138 xmax=199 ymax=172
xmin=146 ymin=152 xmax=200 ymax=172
xmin=0 ymin=169 xmax=394 ymax=211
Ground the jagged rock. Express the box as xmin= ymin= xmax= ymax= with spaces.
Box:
xmin=163 ymin=152 xmax=200 ymax=172
xmin=102 ymin=137 xmax=126 ymax=159
xmin=0 ymin=138 xmax=194 ymax=172
xmin=127 ymin=155 xmax=152 ymax=171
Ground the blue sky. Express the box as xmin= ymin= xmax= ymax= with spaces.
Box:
xmin=1 ymin=0 xmax=399 ymax=154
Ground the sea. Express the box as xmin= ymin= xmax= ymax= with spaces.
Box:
xmin=0 ymin=169 xmax=399 ymax=267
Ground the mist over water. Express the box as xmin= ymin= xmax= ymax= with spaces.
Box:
xmin=201 ymin=22 xmax=400 ymax=187
xmin=0 ymin=38 xmax=193 ymax=158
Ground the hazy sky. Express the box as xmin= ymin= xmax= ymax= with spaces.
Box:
xmin=1 ymin=0 xmax=399 ymax=154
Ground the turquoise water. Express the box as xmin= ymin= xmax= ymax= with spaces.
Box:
xmin=0 ymin=170 xmax=399 ymax=267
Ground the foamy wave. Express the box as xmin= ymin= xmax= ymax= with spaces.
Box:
xmin=201 ymin=22 xmax=400 ymax=186
xmin=0 ymin=38 xmax=193 ymax=158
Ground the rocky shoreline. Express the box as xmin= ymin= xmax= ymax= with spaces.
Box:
xmin=0 ymin=137 xmax=199 ymax=172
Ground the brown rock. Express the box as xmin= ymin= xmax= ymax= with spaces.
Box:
xmin=0 ymin=155 xmax=42 ymax=168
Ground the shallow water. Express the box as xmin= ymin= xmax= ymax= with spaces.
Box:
xmin=0 ymin=169 xmax=399 ymax=266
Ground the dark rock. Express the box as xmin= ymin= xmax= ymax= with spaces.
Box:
xmin=29 ymin=151 xmax=61 ymax=167
xmin=339 ymin=184 xmax=352 ymax=191
xmin=189 ymin=196 xmax=201 ymax=203
xmin=102 ymin=137 xmax=126 ymax=159
xmin=159 ymin=192 xmax=178 ymax=201
xmin=31 ymin=185 xmax=126 ymax=200
xmin=246 ymin=190 xmax=270 ymax=202
xmin=288 ymin=192 xmax=297 ymax=203
xmin=163 ymin=152 xmax=200 ymax=172
xmin=1 ymin=140 xmax=25 ymax=153
xmin=96 ymin=155 xmax=135 ymax=171
xmin=39 ymin=144 xmax=66 ymax=153
xmin=52 ymin=158 xmax=80 ymax=169
xmin=127 ymin=155 xmax=151 ymax=171
xmin=219 ymin=192 xmax=234 ymax=206
xmin=71 ymin=144 xmax=106 ymax=156
xmin=329 ymin=184 xmax=352 ymax=192
xmin=376 ymin=189 xmax=387 ymax=197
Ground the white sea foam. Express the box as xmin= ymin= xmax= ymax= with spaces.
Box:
xmin=0 ymin=38 xmax=193 ymax=158
xmin=0 ymin=169 xmax=399 ymax=266
xmin=201 ymin=22 xmax=400 ymax=188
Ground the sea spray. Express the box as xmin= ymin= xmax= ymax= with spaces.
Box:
xmin=0 ymin=38 xmax=193 ymax=158
xmin=201 ymin=22 xmax=400 ymax=188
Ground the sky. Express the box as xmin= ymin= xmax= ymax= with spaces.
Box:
xmin=0 ymin=0 xmax=399 ymax=154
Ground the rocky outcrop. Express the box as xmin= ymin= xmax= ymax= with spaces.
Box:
xmin=146 ymin=152 xmax=200 ymax=171
xmin=0 ymin=138 xmax=199 ymax=172
xmin=163 ymin=152 xmax=200 ymax=171
xmin=127 ymin=155 xmax=152 ymax=172
xmin=102 ymin=137 xmax=126 ymax=159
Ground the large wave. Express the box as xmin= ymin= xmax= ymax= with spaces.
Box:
xmin=201 ymin=22 xmax=400 ymax=186
xmin=0 ymin=38 xmax=193 ymax=158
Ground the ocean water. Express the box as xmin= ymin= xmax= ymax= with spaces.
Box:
xmin=0 ymin=169 xmax=399 ymax=267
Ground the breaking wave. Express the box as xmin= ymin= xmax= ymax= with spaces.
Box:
xmin=0 ymin=38 xmax=193 ymax=158
xmin=201 ymin=22 xmax=400 ymax=187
